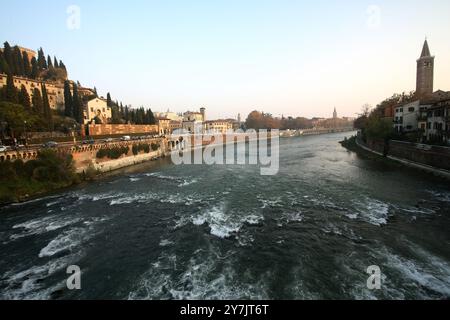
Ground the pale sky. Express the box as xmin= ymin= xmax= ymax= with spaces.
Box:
xmin=2 ymin=0 xmax=450 ymax=120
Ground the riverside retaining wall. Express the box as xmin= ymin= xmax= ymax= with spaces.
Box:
xmin=360 ymin=136 xmax=450 ymax=175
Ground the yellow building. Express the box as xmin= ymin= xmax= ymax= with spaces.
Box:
xmin=0 ymin=73 xmax=95 ymax=111
xmin=170 ymin=120 xmax=182 ymax=133
xmin=0 ymin=46 xmax=36 ymax=63
xmin=183 ymin=108 xmax=206 ymax=122
xmin=84 ymin=97 xmax=111 ymax=124
xmin=204 ymin=120 xmax=233 ymax=134
xmin=157 ymin=118 xmax=171 ymax=135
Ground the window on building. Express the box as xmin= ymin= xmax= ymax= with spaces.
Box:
xmin=427 ymin=122 xmax=431 ymax=129
xmin=408 ymin=107 xmax=415 ymax=112
xmin=400 ymin=108 xmax=403 ymax=112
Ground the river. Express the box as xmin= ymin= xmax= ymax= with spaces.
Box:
xmin=0 ymin=132 xmax=449 ymax=300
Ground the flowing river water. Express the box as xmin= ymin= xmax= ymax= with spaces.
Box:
xmin=0 ymin=132 xmax=449 ymax=300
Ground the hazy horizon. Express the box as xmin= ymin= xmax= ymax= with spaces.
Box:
xmin=2 ymin=0 xmax=450 ymax=120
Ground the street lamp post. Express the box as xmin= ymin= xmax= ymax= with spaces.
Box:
xmin=24 ymin=121 xmax=28 ymax=147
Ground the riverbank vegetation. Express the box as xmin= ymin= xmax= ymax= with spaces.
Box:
xmin=96 ymin=146 xmax=130 ymax=160
xmin=245 ymin=110 xmax=353 ymax=130
xmin=0 ymin=149 xmax=79 ymax=204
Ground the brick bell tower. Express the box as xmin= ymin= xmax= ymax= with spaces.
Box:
xmin=416 ymin=39 xmax=434 ymax=98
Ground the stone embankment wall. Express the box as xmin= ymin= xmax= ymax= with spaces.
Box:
xmin=76 ymin=149 xmax=163 ymax=174
xmin=74 ymin=138 xmax=168 ymax=173
xmin=359 ymin=135 xmax=450 ymax=175
xmin=388 ymin=140 xmax=450 ymax=171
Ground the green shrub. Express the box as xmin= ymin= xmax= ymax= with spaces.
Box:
xmin=132 ymin=144 xmax=139 ymax=155
xmin=151 ymin=143 xmax=160 ymax=151
xmin=96 ymin=146 xmax=129 ymax=159
xmin=0 ymin=149 xmax=78 ymax=205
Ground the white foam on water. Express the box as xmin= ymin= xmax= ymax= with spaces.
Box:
xmin=91 ymin=192 xmax=125 ymax=202
xmin=146 ymin=172 xmax=183 ymax=182
xmin=38 ymin=227 xmax=90 ymax=258
xmin=0 ymin=253 xmax=82 ymax=300
xmin=10 ymin=216 xmax=82 ymax=241
xmin=129 ymin=177 xmax=141 ymax=182
xmin=346 ymin=213 xmax=358 ymax=220
xmin=109 ymin=193 xmax=153 ymax=205
xmin=159 ymin=239 xmax=174 ymax=247
xmin=258 ymin=196 xmax=283 ymax=209
xmin=37 ymin=215 xmax=109 ymax=258
xmin=384 ymin=245 xmax=450 ymax=297
xmin=397 ymin=205 xmax=436 ymax=215
xmin=188 ymin=204 xmax=264 ymax=239
xmin=9 ymin=195 xmax=61 ymax=208
xmin=351 ymin=197 xmax=390 ymax=226
xmin=178 ymin=178 xmax=198 ymax=187
xmin=426 ymin=189 xmax=450 ymax=203
xmin=129 ymin=251 xmax=269 ymax=300
xmin=161 ymin=194 xmax=196 ymax=205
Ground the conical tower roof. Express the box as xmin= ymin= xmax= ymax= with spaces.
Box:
xmin=420 ymin=39 xmax=431 ymax=58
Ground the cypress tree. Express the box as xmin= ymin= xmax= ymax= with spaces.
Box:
xmin=47 ymin=55 xmax=53 ymax=69
xmin=124 ymin=106 xmax=129 ymax=123
xmin=72 ymin=83 xmax=83 ymax=124
xmin=147 ymin=109 xmax=156 ymax=125
xmin=18 ymin=85 xmax=31 ymax=109
xmin=63 ymin=80 xmax=73 ymax=118
xmin=3 ymin=42 xmax=14 ymax=74
xmin=59 ymin=60 xmax=66 ymax=71
xmin=13 ymin=46 xmax=25 ymax=76
xmin=41 ymin=83 xmax=54 ymax=130
xmin=5 ymin=72 xmax=18 ymax=103
xmin=30 ymin=57 xmax=39 ymax=79
xmin=37 ymin=48 xmax=47 ymax=69
xmin=54 ymin=56 xmax=59 ymax=68
xmin=106 ymin=92 xmax=112 ymax=107
xmin=0 ymin=52 xmax=11 ymax=74
xmin=22 ymin=52 xmax=32 ymax=77
xmin=32 ymin=88 xmax=43 ymax=114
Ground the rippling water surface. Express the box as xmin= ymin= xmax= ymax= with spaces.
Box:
xmin=1 ymin=132 xmax=449 ymax=299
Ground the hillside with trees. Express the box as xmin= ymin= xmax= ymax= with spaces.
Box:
xmin=0 ymin=40 xmax=157 ymax=142
xmin=0 ymin=42 xmax=67 ymax=82
xmin=245 ymin=111 xmax=353 ymax=130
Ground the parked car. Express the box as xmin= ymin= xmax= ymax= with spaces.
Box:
xmin=82 ymin=138 xmax=95 ymax=145
xmin=104 ymin=138 xmax=114 ymax=143
xmin=42 ymin=141 xmax=58 ymax=148
xmin=12 ymin=144 xmax=25 ymax=151
xmin=0 ymin=145 xmax=7 ymax=152
xmin=121 ymin=136 xmax=131 ymax=141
